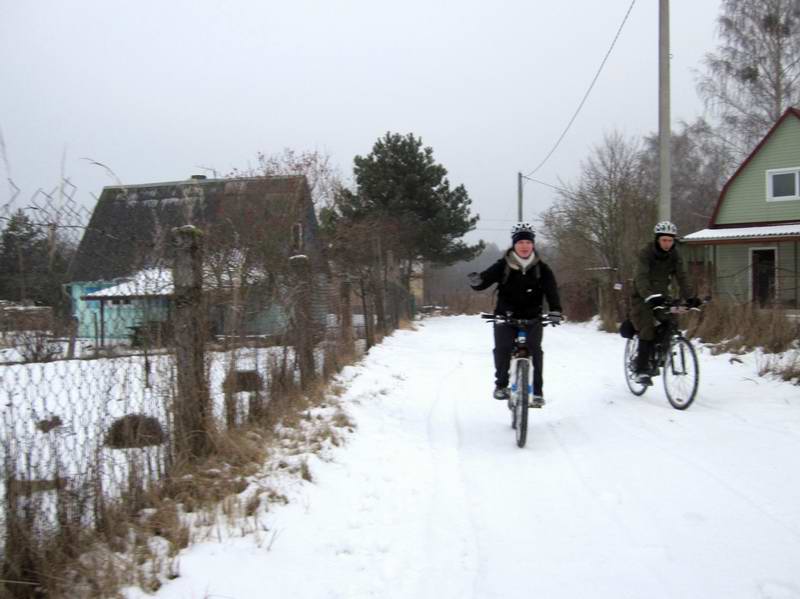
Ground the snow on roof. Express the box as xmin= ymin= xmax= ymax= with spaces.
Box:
xmin=88 ymin=269 xmax=174 ymax=298
xmin=85 ymin=257 xmax=269 ymax=299
xmin=684 ymin=223 xmax=800 ymax=242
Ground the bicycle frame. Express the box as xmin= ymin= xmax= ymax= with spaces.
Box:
xmin=481 ymin=313 xmax=553 ymax=399
xmin=624 ymin=298 xmax=703 ymax=409
xmin=509 ymin=329 xmax=532 ymax=399
xmin=651 ymin=304 xmax=691 ymax=368
xmin=481 ymin=313 xmax=558 ymax=446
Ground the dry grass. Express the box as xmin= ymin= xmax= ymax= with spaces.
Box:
xmin=757 ymin=350 xmax=800 ymax=383
xmin=396 ymin=318 xmax=417 ymax=330
xmin=1 ymin=318 xmax=372 ymax=598
xmin=686 ymin=301 xmax=800 ymax=354
xmin=683 ymin=301 xmax=800 ymax=384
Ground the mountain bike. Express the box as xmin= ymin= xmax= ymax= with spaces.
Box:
xmin=482 ymin=313 xmax=559 ymax=447
xmin=623 ymin=299 xmax=703 ymax=410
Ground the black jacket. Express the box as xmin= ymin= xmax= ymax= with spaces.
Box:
xmin=471 ymin=250 xmax=562 ymax=318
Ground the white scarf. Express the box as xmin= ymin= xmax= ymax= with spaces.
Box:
xmin=512 ymin=251 xmax=536 ymax=272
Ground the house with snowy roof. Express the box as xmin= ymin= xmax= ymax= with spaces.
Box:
xmin=67 ymin=175 xmax=329 ymax=344
xmin=684 ymin=107 xmax=800 ymax=307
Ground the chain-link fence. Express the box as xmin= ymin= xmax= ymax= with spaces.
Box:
xmin=0 ymin=176 xmax=415 ymax=597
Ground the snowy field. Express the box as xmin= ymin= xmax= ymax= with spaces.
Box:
xmin=125 ymin=315 xmax=800 ymax=599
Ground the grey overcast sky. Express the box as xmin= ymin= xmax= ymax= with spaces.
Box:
xmin=1 ymin=0 xmax=720 ymax=247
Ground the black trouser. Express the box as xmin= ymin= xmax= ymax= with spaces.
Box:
xmin=634 ymin=313 xmax=672 ymax=373
xmin=635 ymin=339 xmax=653 ymax=372
xmin=493 ymin=322 xmax=544 ymax=395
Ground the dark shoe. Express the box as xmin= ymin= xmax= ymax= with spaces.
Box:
xmin=530 ymin=394 xmax=545 ymax=408
xmin=493 ymin=386 xmax=510 ymax=400
xmin=635 ymin=373 xmax=653 ymax=385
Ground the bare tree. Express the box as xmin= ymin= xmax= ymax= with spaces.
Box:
xmin=541 ymin=132 xmax=655 ymax=322
xmin=227 ymin=148 xmax=343 ymax=213
xmin=698 ymin=0 xmax=800 ymax=154
xmin=543 ymin=132 xmax=654 ymax=279
xmin=641 ymin=118 xmax=735 ymax=235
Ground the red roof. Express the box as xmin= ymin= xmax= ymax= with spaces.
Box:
xmin=709 ymin=107 xmax=800 ymax=228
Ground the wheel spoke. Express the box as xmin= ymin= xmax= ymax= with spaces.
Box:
xmin=663 ymin=337 xmax=699 ymax=410
xmin=624 ymin=337 xmax=648 ymax=396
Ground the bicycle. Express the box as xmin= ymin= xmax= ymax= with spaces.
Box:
xmin=481 ymin=313 xmax=559 ymax=447
xmin=623 ymin=298 xmax=703 ymax=410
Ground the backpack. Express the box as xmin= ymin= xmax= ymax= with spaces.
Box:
xmin=619 ymin=319 xmax=636 ymax=339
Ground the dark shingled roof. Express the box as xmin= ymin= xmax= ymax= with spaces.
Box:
xmin=69 ymin=175 xmax=323 ymax=282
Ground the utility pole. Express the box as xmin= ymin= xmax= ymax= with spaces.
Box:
xmin=658 ymin=0 xmax=671 ymax=221
xmin=517 ymin=171 xmax=523 ymax=221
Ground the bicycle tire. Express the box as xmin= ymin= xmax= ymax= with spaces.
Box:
xmin=624 ymin=337 xmax=648 ymax=396
xmin=663 ymin=336 xmax=699 ymax=410
xmin=515 ymin=360 xmax=529 ymax=447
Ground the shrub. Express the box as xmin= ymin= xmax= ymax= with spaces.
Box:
xmin=686 ymin=301 xmax=799 ymax=354
xmin=105 ymin=414 xmax=167 ymax=449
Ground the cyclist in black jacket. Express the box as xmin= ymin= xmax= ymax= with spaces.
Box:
xmin=468 ymin=223 xmax=562 ymax=406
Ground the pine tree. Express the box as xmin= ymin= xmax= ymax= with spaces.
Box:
xmin=327 ymin=132 xmax=482 ymax=289
xmin=0 ymin=210 xmax=73 ymax=306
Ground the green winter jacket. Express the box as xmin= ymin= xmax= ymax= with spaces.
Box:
xmin=632 ymin=242 xmax=692 ymax=303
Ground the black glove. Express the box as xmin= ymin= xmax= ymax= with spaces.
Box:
xmin=685 ymin=296 xmax=702 ymax=308
xmin=645 ymin=294 xmax=665 ymax=308
xmin=548 ymin=311 xmax=563 ymax=325
xmin=467 ymin=272 xmax=482 ymax=286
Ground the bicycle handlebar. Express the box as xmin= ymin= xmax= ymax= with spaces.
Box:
xmin=653 ymin=296 xmax=711 ymax=313
xmin=480 ymin=313 xmax=560 ymax=327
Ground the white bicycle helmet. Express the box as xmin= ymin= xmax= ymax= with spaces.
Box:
xmin=510 ymin=222 xmax=535 ymax=236
xmin=653 ymin=221 xmax=678 ymax=237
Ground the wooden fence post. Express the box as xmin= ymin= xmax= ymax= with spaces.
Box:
xmin=289 ymin=253 xmax=316 ymax=391
xmin=171 ymin=225 xmax=213 ymax=461
xmin=360 ymin=276 xmax=374 ymax=350
xmin=339 ymin=278 xmax=354 ymax=353
xmin=371 ymin=237 xmax=387 ymax=337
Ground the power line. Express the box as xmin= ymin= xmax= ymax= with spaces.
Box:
xmin=524 ymin=0 xmax=637 ymax=179
xmin=521 ymin=175 xmax=571 ymax=195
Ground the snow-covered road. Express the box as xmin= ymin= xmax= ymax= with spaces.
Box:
xmin=135 ymin=316 xmax=800 ymax=599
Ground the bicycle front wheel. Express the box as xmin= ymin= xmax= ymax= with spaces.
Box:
xmin=515 ymin=360 xmax=529 ymax=448
xmin=624 ymin=337 xmax=648 ymax=396
xmin=663 ymin=337 xmax=699 ymax=410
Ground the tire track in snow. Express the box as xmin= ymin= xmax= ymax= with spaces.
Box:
xmin=600 ymin=399 xmax=800 ymax=544
xmin=542 ymin=417 xmax=678 ymax=598
xmin=420 ymin=350 xmax=480 ymax=599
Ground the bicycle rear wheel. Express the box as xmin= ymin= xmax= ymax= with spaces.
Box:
xmin=624 ymin=337 xmax=648 ymax=396
xmin=515 ymin=360 xmax=529 ymax=447
xmin=663 ymin=337 xmax=699 ymax=410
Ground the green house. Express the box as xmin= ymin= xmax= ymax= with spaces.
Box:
xmin=684 ymin=107 xmax=800 ymax=307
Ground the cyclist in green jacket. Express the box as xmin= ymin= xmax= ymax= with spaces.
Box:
xmin=631 ymin=221 xmax=700 ymax=384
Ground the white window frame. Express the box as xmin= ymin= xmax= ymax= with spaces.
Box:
xmin=766 ymin=167 xmax=800 ymax=201
xmin=748 ymin=246 xmax=778 ymax=303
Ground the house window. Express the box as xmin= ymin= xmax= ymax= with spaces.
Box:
xmin=767 ymin=168 xmax=800 ymax=200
